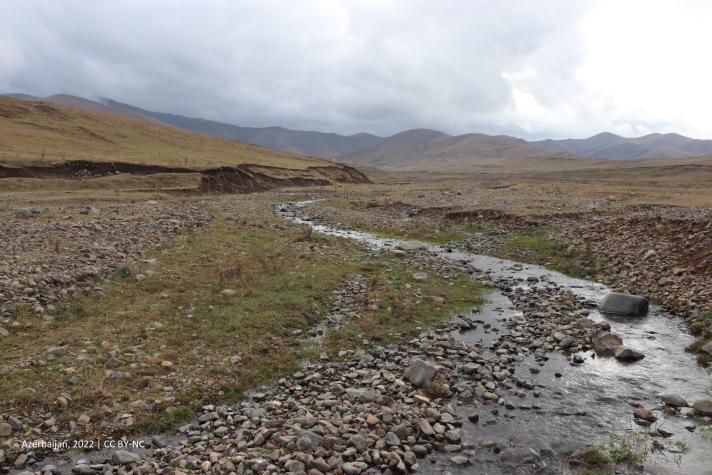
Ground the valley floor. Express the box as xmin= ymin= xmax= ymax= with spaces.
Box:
xmin=0 ymin=176 xmax=710 ymax=474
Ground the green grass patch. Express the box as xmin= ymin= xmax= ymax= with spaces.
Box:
xmin=701 ymin=309 xmax=712 ymax=334
xmin=578 ymin=447 xmax=610 ymax=469
xmin=701 ymin=426 xmax=712 ymax=442
xmin=501 ymin=228 xmax=598 ymax=279
xmin=134 ymin=406 xmax=194 ymax=433
xmin=570 ymin=433 xmax=650 ymax=474
xmin=324 ymin=260 xmax=484 ymax=351
xmin=368 ymin=225 xmax=473 ymax=244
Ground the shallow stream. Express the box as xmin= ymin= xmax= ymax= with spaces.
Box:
xmin=279 ymin=201 xmax=712 ymax=475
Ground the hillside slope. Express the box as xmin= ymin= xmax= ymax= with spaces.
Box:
xmin=533 ymin=132 xmax=712 ymax=159
xmin=101 ymin=98 xmax=383 ymax=159
xmin=0 ymin=96 xmax=369 ymax=190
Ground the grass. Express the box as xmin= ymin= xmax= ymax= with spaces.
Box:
xmin=134 ymin=406 xmax=194 ymax=433
xmin=367 ymin=224 xmax=482 ymax=244
xmin=577 ymin=447 xmax=610 ymax=472
xmin=321 ymin=197 xmax=354 ymax=209
xmin=568 ymin=430 xmax=697 ymax=474
xmin=701 ymin=426 xmax=712 ymax=442
xmin=324 ymin=260 xmax=484 ymax=350
xmin=501 ymin=228 xmax=598 ymax=278
xmin=0 ymin=217 xmax=365 ymax=436
xmin=687 ymin=308 xmax=712 ymax=365
xmin=1 ymin=208 xmax=486 ymax=440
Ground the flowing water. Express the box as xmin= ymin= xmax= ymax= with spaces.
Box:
xmin=279 ymin=201 xmax=712 ymax=475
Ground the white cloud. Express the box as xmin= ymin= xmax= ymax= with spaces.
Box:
xmin=1 ymin=0 xmax=710 ymax=138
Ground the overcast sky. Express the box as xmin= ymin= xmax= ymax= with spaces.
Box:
xmin=1 ymin=0 xmax=710 ymax=139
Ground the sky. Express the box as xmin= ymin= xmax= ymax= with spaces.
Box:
xmin=1 ymin=0 xmax=711 ymax=139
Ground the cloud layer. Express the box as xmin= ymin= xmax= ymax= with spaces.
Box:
xmin=1 ymin=0 xmax=710 ymax=138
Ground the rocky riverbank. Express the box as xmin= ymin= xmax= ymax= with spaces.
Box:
xmin=0 ymin=201 xmax=212 ymax=320
xmin=2 ymin=194 xmax=711 ymax=474
xmin=298 ymin=197 xmax=712 ymax=361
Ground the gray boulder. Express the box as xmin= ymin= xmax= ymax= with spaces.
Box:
xmin=693 ymin=399 xmax=712 ymax=416
xmin=662 ymin=393 xmax=688 ymax=408
xmin=600 ymin=292 xmax=648 ymax=316
xmin=405 ymin=360 xmax=439 ymax=388
xmin=614 ymin=346 xmax=645 ymax=361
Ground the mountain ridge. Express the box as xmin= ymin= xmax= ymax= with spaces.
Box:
xmin=5 ymin=92 xmax=712 ymax=165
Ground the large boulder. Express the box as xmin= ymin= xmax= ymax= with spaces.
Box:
xmin=405 ymin=360 xmax=440 ymax=388
xmin=600 ymin=292 xmax=649 ymax=316
xmin=592 ymin=332 xmax=623 ymax=356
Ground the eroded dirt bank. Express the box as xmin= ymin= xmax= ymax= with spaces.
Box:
xmin=0 ymin=160 xmax=370 ymax=193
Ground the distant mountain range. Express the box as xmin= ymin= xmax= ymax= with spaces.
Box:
xmin=339 ymin=130 xmax=570 ymax=171
xmin=533 ymin=132 xmax=712 ymax=160
xmin=5 ymin=93 xmax=712 ymax=169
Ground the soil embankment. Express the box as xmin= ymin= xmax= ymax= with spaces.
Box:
xmin=0 ymin=160 xmax=370 ymax=193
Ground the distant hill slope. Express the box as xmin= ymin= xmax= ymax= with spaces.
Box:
xmin=533 ymin=132 xmax=712 ymax=159
xmin=100 ymin=98 xmax=383 ymax=159
xmin=0 ymin=95 xmax=365 ymax=180
xmin=341 ymin=132 xmax=575 ymax=171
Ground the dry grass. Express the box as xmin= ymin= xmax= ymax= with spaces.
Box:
xmin=0 ymin=96 xmax=326 ymax=170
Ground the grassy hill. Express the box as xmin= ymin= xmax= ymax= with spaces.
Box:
xmin=0 ymin=96 xmax=342 ymax=172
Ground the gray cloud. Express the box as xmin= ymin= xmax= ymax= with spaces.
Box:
xmin=2 ymin=0 xmax=706 ymax=139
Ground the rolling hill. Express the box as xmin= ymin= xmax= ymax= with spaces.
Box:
xmin=533 ymin=132 xmax=712 ymax=159
xmin=340 ymin=132 xmax=577 ymax=172
xmin=0 ymin=95 xmax=368 ymax=190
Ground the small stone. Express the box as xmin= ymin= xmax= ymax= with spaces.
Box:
xmin=417 ymin=418 xmax=435 ymax=436
xmin=112 ymin=450 xmax=139 ymax=465
xmin=449 ymin=455 xmax=471 ymax=466
xmin=385 ymin=431 xmax=400 ymax=446
xmin=661 ymin=393 xmax=688 ymax=408
xmin=0 ymin=422 xmax=12 ymax=436
xmin=634 ymin=407 xmax=657 ymax=423
xmin=614 ymin=346 xmax=645 ymax=361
